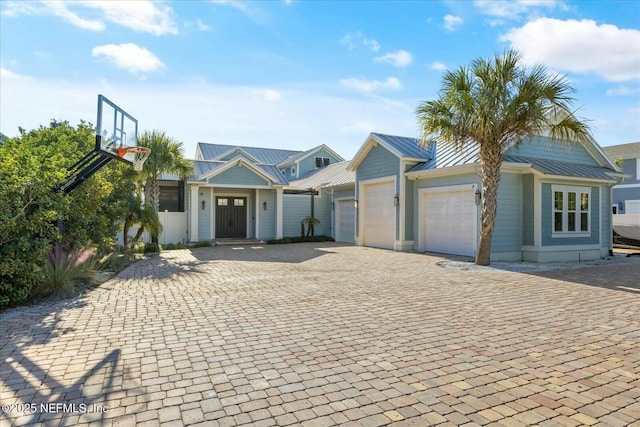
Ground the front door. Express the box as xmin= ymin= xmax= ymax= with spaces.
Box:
xmin=216 ymin=197 xmax=247 ymax=238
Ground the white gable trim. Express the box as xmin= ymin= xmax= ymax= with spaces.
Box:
xmin=280 ymin=144 xmax=345 ymax=167
xmin=199 ymin=158 xmax=277 ymax=184
xmin=212 ymin=147 xmax=260 ymax=163
xmin=348 ymin=134 xmax=402 ymax=172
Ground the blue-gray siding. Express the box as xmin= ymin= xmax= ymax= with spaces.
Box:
xmin=522 ymin=174 xmax=535 ymax=246
xmin=541 ymin=184 xmax=600 ymax=246
xmin=298 ymin=148 xmax=343 ymax=178
xmin=198 ymin=187 xmax=211 ymax=240
xmin=491 ymin=173 xmax=522 ymax=253
xmin=404 ymin=178 xmax=414 ymax=240
xmin=256 ymin=190 xmax=276 ymax=239
xmin=601 ymin=186 xmax=611 ymax=248
xmin=505 ymin=136 xmax=599 ymax=166
xmin=621 ymin=158 xmax=639 ymax=182
xmin=282 ymin=194 xmax=332 ymax=237
xmin=208 ymin=165 xmax=269 ymax=186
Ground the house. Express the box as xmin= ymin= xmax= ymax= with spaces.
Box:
xmin=348 ymin=132 xmax=624 ymax=262
xmin=602 ymin=142 xmax=640 ymax=214
xmin=155 ymin=143 xmax=355 ymax=244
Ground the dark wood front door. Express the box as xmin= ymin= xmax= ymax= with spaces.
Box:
xmin=216 ymin=197 xmax=247 ymax=238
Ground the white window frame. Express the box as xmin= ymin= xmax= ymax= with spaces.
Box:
xmin=551 ymin=185 xmax=591 ymax=238
xmin=290 ymin=166 xmax=296 ymax=176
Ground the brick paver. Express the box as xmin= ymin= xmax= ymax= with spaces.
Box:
xmin=1 ymin=243 xmax=639 ymax=426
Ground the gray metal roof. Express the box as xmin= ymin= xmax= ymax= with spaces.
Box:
xmin=197 ymin=143 xmax=302 ymax=165
xmin=288 ymin=161 xmax=355 ymax=190
xmin=602 ymin=142 xmax=640 ymax=160
xmin=503 ymin=156 xmax=618 ymax=180
xmin=370 ymin=133 xmax=434 ymax=159
xmin=409 ymin=141 xmax=479 ymax=172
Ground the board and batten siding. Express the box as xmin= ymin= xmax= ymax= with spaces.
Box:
xmin=282 ymin=193 xmax=333 ymax=238
xmin=208 ymin=165 xmax=269 ymax=186
xmin=540 ymin=183 xmax=600 ymax=246
xmin=404 ymin=178 xmax=414 ymax=240
xmin=505 ymin=136 xmax=599 ymax=166
xmin=355 ymin=145 xmax=400 ymax=240
xmin=522 ymin=174 xmax=535 ymax=246
xmin=600 ymin=185 xmax=612 ymax=249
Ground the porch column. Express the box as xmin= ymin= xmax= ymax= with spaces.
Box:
xmin=276 ymin=187 xmax=283 ymax=239
xmin=189 ymin=185 xmax=199 ymax=242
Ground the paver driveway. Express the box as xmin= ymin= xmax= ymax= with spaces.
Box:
xmin=1 ymin=243 xmax=639 ymax=427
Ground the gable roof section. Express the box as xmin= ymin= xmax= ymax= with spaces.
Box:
xmin=288 ymin=161 xmax=355 ymax=190
xmin=602 ymin=142 xmax=640 ymax=160
xmin=196 ymin=142 xmax=301 ymax=165
xmin=503 ymin=156 xmax=620 ymax=180
xmin=278 ymin=144 xmax=345 ymax=168
xmin=188 ymin=159 xmax=288 ymax=185
xmin=348 ymin=133 xmax=433 ymax=171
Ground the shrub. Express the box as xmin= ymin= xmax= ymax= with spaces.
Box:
xmin=191 ymin=241 xmax=212 ymax=248
xmin=31 ymin=244 xmax=96 ymax=299
xmin=267 ymin=235 xmax=334 ymax=244
xmin=144 ymin=242 xmax=162 ymax=254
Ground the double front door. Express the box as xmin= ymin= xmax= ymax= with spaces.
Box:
xmin=216 ymin=197 xmax=247 ymax=238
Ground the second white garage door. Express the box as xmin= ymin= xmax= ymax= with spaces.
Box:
xmin=420 ymin=186 xmax=477 ymax=257
xmin=361 ymin=180 xmax=395 ymax=249
xmin=335 ymin=199 xmax=355 ymax=243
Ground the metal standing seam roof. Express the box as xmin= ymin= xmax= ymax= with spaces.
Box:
xmin=408 ymin=141 xmax=479 ymax=172
xmin=369 ymin=133 xmax=435 ymax=159
xmin=179 ymin=160 xmax=288 ymax=185
xmin=196 ymin=143 xmax=302 ymax=165
xmin=502 ymin=156 xmax=618 ymax=180
xmin=288 ymin=161 xmax=355 ymax=190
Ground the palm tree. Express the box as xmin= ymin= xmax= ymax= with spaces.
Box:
xmin=122 ymin=195 xmax=163 ymax=249
xmin=417 ymin=49 xmax=591 ymax=266
xmin=136 ymin=130 xmax=193 ymax=243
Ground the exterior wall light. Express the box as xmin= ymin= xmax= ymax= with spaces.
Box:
xmin=263 ymin=201 xmax=268 ymax=211
xmin=394 ymin=194 xmax=400 ymax=207
xmin=354 ymin=199 xmax=358 ymax=209
xmin=475 ymin=189 xmax=482 ymax=206
xmin=201 ymin=200 xmax=206 ymax=210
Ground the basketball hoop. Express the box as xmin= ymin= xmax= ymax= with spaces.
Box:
xmin=116 ymin=147 xmax=151 ymax=171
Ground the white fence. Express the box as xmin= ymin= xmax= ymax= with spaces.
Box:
xmin=117 ymin=211 xmax=189 ymax=246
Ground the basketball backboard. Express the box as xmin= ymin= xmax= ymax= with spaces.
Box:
xmin=96 ymin=94 xmax=138 ymax=157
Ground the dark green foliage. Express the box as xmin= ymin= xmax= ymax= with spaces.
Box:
xmin=191 ymin=241 xmax=213 ymax=248
xmin=143 ymin=242 xmax=162 ymax=254
xmin=0 ymin=121 xmax=135 ymax=308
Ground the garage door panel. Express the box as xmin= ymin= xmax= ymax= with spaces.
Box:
xmin=336 ymin=199 xmax=355 ymax=243
xmin=362 ymin=181 xmax=395 ymax=249
xmin=422 ymin=190 xmax=476 ymax=257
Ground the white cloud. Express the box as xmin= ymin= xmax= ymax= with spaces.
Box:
xmin=339 ymin=32 xmax=380 ymax=52
xmin=340 ymin=77 xmax=401 ymax=93
xmin=429 ymin=61 xmax=448 ymax=71
xmin=196 ymin=19 xmax=211 ymax=31
xmin=0 ymin=67 xmax=32 ymax=79
xmin=374 ymin=50 xmax=413 ymax=67
xmin=92 ymin=43 xmax=165 ymax=74
xmin=443 ymin=14 xmax=463 ymax=32
xmin=606 ymin=85 xmax=640 ymax=97
xmin=474 ymin=0 xmax=564 ymax=19
xmin=261 ymin=89 xmax=282 ymax=102
xmin=501 ymin=18 xmax=640 ymax=82
xmin=1 ymin=0 xmax=177 ymax=35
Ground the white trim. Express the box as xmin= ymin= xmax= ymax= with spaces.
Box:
xmin=189 ymin=185 xmax=199 ymax=242
xmin=279 ymin=144 xmax=345 ymax=168
xmin=521 ymin=244 xmax=602 ymax=252
xmin=358 ymin=175 xmax=397 ymax=249
xmin=550 ymin=184 xmax=592 ymax=237
xmin=255 ymin=189 xmax=260 ymax=240
xmin=199 ymin=158 xmax=277 ymax=184
xmin=406 ymin=163 xmax=479 ymax=180
xmin=612 ymin=183 xmax=640 ymax=189
xmin=276 ymin=188 xmax=283 ymax=239
xmin=417 ymin=184 xmax=478 ymax=255
xmin=206 ymin=183 xmax=273 ymax=189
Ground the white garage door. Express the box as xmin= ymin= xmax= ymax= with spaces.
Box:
xmin=362 ymin=181 xmax=395 ymax=249
xmin=336 ymin=199 xmax=355 ymax=243
xmin=626 ymin=200 xmax=640 ymax=214
xmin=421 ymin=188 xmax=477 ymax=256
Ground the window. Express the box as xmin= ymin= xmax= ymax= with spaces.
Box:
xmin=552 ymin=185 xmax=590 ymax=236
xmin=233 ymin=198 xmax=244 ymax=207
xmin=291 ymin=167 xmax=296 ymax=176
xmin=315 ymin=157 xmax=330 ymax=168
xmin=217 ymin=198 xmax=228 ymax=206
xmin=158 ymin=180 xmax=184 ymax=212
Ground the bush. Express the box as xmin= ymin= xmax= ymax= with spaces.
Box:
xmin=144 ymin=242 xmax=162 ymax=254
xmin=31 ymin=245 xmax=96 ymax=299
xmin=191 ymin=241 xmax=212 ymax=248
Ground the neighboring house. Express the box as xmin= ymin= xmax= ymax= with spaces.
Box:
xmin=348 ymin=132 xmax=624 ymax=262
xmin=602 ymin=142 xmax=640 ymax=214
xmin=155 ymin=143 xmax=354 ymax=243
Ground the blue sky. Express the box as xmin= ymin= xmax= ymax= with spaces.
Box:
xmin=1 ymin=0 xmax=639 ymax=159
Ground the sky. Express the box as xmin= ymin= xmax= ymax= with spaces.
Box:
xmin=1 ymin=0 xmax=639 ymax=160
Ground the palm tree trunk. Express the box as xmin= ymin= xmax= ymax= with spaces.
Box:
xmin=476 ymin=144 xmax=502 ymax=266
